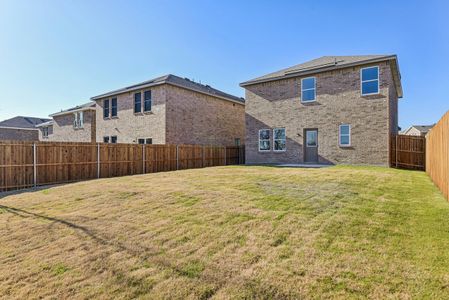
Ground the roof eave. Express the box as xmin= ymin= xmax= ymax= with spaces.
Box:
xmin=240 ymin=55 xmax=400 ymax=89
xmin=91 ymin=81 xmax=245 ymax=105
xmin=49 ymin=107 xmax=96 ymax=117
xmin=165 ymin=82 xmax=245 ymax=105
xmin=90 ymin=81 xmax=166 ymax=101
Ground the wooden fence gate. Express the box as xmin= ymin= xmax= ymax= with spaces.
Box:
xmin=390 ymin=134 xmax=426 ymax=170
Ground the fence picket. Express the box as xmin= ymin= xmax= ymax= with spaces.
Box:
xmin=0 ymin=141 xmax=245 ymax=192
xmin=426 ymin=111 xmax=449 ymax=200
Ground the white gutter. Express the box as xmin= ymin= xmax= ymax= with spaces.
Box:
xmin=49 ymin=107 xmax=95 ymax=117
xmin=0 ymin=126 xmax=39 ymax=131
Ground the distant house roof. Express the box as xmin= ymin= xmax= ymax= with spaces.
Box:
xmin=91 ymin=74 xmax=245 ymax=104
xmin=49 ymin=102 xmax=96 ymax=117
xmin=0 ymin=116 xmax=51 ymax=130
xmin=403 ymin=124 xmax=435 ymax=135
xmin=240 ymin=55 xmax=403 ymax=98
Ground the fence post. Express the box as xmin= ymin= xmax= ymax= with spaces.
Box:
xmin=33 ymin=143 xmax=37 ymax=187
xmin=97 ymin=143 xmax=100 ymax=178
xmin=142 ymin=144 xmax=145 ymax=174
xmin=395 ymin=135 xmax=398 ymax=168
xmin=202 ymin=145 xmax=205 ymax=168
xmin=238 ymin=146 xmax=241 ymax=165
xmin=176 ymin=145 xmax=179 ymax=170
xmin=224 ymin=146 xmax=226 ymax=166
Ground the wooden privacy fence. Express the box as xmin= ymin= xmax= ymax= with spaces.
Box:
xmin=426 ymin=111 xmax=449 ymax=200
xmin=390 ymin=134 xmax=426 ymax=170
xmin=0 ymin=141 xmax=245 ymax=192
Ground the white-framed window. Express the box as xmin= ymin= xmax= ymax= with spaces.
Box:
xmin=134 ymin=92 xmax=141 ymax=113
xmin=103 ymin=99 xmax=110 ymax=118
xmin=73 ymin=111 xmax=84 ymax=128
xmin=339 ymin=124 xmax=351 ymax=147
xmin=306 ymin=130 xmax=318 ymax=147
xmin=103 ymin=136 xmax=109 ymax=143
xmin=361 ymin=66 xmax=379 ymax=95
xmin=42 ymin=127 xmax=49 ymax=138
xmin=137 ymin=138 xmax=152 ymax=144
xmin=144 ymin=90 xmax=152 ymax=112
xmin=259 ymin=129 xmax=270 ymax=151
xmin=301 ymin=77 xmax=316 ymax=102
xmin=111 ymin=98 xmax=117 ymax=117
xmin=273 ymin=128 xmax=286 ymax=151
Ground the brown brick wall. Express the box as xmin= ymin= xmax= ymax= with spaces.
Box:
xmin=95 ymin=84 xmax=244 ymax=146
xmin=0 ymin=128 xmax=39 ymax=141
xmin=43 ymin=110 xmax=95 ymax=142
xmin=244 ymin=61 xmax=398 ymax=166
xmin=95 ymin=85 xmax=167 ymax=143
xmin=165 ymin=85 xmax=245 ymax=145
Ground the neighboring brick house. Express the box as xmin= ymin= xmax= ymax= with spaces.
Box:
xmin=38 ymin=102 xmax=96 ymax=142
xmin=91 ymin=74 xmax=245 ymax=145
xmin=240 ymin=55 xmax=403 ymax=166
xmin=402 ymin=125 xmax=434 ymax=136
xmin=0 ymin=116 xmax=50 ymax=141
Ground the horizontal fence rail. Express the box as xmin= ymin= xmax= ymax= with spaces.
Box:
xmin=390 ymin=134 xmax=426 ymax=171
xmin=0 ymin=141 xmax=245 ymax=192
xmin=426 ymin=111 xmax=449 ymax=200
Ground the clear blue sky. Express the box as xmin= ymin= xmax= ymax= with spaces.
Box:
xmin=0 ymin=0 xmax=448 ymax=129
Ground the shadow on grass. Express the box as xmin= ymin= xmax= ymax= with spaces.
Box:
xmin=0 ymin=204 xmax=230 ymax=298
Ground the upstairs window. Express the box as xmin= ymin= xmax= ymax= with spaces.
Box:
xmin=259 ymin=129 xmax=270 ymax=151
xmin=273 ymin=128 xmax=286 ymax=151
xmin=103 ymin=99 xmax=110 ymax=118
xmin=79 ymin=111 xmax=84 ymax=128
xmin=111 ymin=98 xmax=117 ymax=117
xmin=111 ymin=136 xmax=117 ymax=144
xmin=144 ymin=90 xmax=152 ymax=112
xmin=301 ymin=77 xmax=316 ymax=102
xmin=42 ymin=127 xmax=49 ymax=138
xmin=339 ymin=124 xmax=351 ymax=147
xmin=361 ymin=66 xmax=379 ymax=95
xmin=73 ymin=111 xmax=84 ymax=128
xmin=103 ymin=136 xmax=110 ymax=143
xmin=235 ymin=138 xmax=241 ymax=146
xmin=134 ymin=92 xmax=142 ymax=113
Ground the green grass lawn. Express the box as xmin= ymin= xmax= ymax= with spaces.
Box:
xmin=1 ymin=165 xmax=449 ymax=299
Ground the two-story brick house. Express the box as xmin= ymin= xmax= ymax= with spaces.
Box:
xmin=0 ymin=116 xmax=50 ymax=141
xmin=91 ymin=74 xmax=245 ymax=145
xmin=37 ymin=102 xmax=96 ymax=142
xmin=240 ymin=55 xmax=403 ymax=166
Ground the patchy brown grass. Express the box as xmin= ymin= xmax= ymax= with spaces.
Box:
xmin=1 ymin=165 xmax=449 ymax=299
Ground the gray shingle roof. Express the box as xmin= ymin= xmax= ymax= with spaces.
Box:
xmin=0 ymin=116 xmax=51 ymax=129
xmin=91 ymin=74 xmax=244 ymax=104
xmin=411 ymin=125 xmax=435 ymax=133
xmin=240 ymin=55 xmax=397 ymax=86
